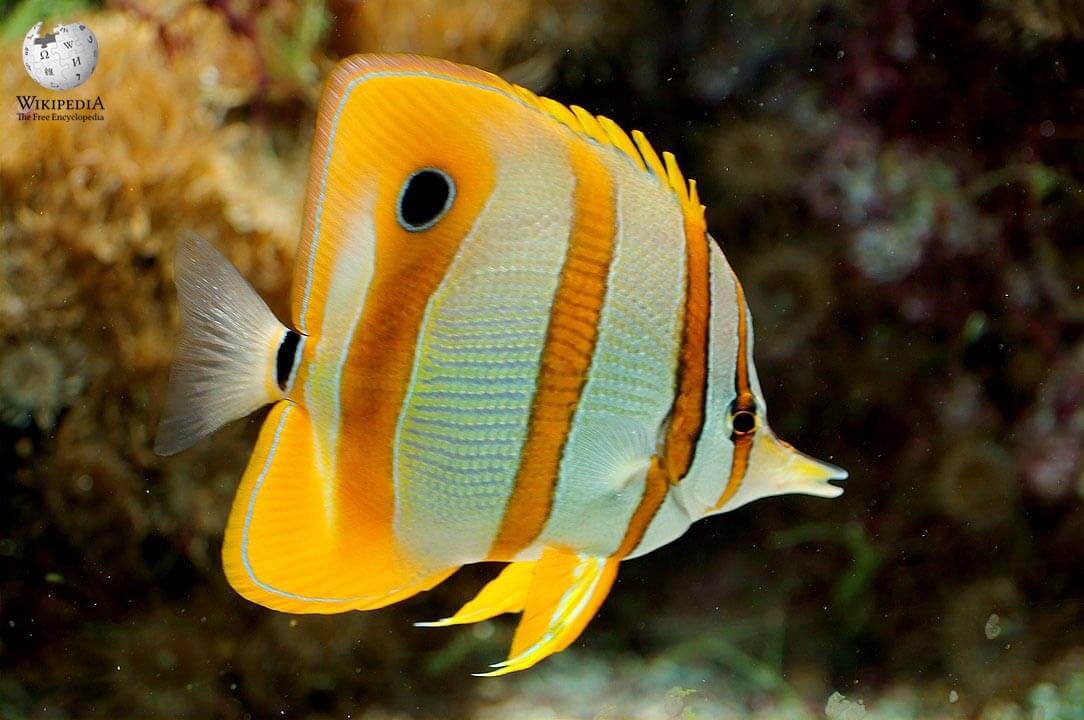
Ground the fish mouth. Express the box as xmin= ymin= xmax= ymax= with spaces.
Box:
xmin=763 ymin=431 xmax=848 ymax=498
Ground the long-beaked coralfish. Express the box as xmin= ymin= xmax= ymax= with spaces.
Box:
xmin=155 ymin=54 xmax=846 ymax=675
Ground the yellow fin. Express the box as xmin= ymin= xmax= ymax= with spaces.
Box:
xmin=663 ymin=152 xmax=686 ymax=202
xmin=598 ymin=116 xmax=646 ymax=172
xmin=505 ymin=70 xmax=703 ymax=227
xmin=539 ymin=95 xmax=580 ymax=130
xmin=415 ymin=561 xmax=536 ymax=628
xmin=569 ymin=104 xmax=609 ymax=144
xmin=222 ymin=402 xmax=458 ymax=614
xmin=631 ymin=129 xmax=667 ymax=179
xmin=475 ymin=548 xmax=619 ymax=676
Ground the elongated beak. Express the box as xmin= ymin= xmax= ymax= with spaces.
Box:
xmin=757 ymin=430 xmax=848 ymax=498
xmin=714 ymin=429 xmax=846 ymax=513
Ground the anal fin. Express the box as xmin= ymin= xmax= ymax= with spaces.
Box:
xmin=415 ymin=561 xmax=536 ymax=628
xmin=222 ymin=402 xmax=458 ymax=614
xmin=476 ymin=548 xmax=619 ymax=676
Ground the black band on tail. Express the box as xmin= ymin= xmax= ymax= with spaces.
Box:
xmin=276 ymin=330 xmax=302 ymax=391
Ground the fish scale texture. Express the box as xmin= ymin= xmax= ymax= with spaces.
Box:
xmin=541 ymin=156 xmax=688 ymax=555
xmin=394 ymin=156 xmax=575 ymax=566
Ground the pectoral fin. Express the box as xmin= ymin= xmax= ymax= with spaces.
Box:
xmin=415 ymin=561 xmax=536 ymax=627
xmin=476 ymin=548 xmax=619 ymax=677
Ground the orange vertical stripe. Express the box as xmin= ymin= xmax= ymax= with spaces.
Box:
xmin=489 ymin=141 xmax=617 ymax=559
xmin=715 ymin=276 xmax=756 ymax=510
xmin=617 ymin=206 xmax=712 ymax=557
xmin=327 ymin=72 xmax=502 ymax=583
xmin=663 ymin=216 xmax=712 ymax=484
xmin=615 ymin=456 xmax=669 ymax=557
xmin=620 ymin=202 xmax=711 ymax=555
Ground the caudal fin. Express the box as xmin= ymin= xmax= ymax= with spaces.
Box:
xmin=154 ymin=234 xmax=294 ymax=456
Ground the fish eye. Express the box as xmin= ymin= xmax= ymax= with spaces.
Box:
xmin=397 ymin=168 xmax=455 ymax=232
xmin=731 ymin=409 xmax=757 ymax=435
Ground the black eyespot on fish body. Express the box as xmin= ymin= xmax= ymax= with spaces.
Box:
xmin=397 ymin=168 xmax=455 ymax=231
xmin=275 ymin=330 xmax=302 ymax=391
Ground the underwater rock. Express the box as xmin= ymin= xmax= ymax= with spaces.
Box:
xmin=826 ymin=691 xmax=868 ymax=720
xmin=941 ymin=577 xmax=1035 ymax=699
xmin=932 ymin=439 xmax=1019 ymax=531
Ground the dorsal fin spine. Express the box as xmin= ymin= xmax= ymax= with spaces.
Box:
xmin=663 ymin=152 xmax=686 ymax=204
xmin=597 ymin=116 xmax=646 ymax=172
xmin=539 ymin=96 xmax=579 ymax=132
xmin=689 ymin=179 xmax=701 ymax=208
xmin=512 ymin=84 xmax=540 ymax=107
xmin=570 ymin=105 xmax=609 ymax=144
xmin=508 ymin=80 xmax=705 ymax=229
xmin=631 ymin=129 xmax=667 ymax=180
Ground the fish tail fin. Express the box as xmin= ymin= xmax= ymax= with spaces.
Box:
xmin=475 ymin=548 xmax=619 ymax=677
xmin=415 ymin=560 xmax=536 ymax=628
xmin=155 ymin=234 xmax=296 ymax=456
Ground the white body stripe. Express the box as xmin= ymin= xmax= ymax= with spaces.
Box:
xmin=713 ymin=300 xmax=788 ymax=513
xmin=634 ymin=239 xmax=742 ymax=556
xmin=302 ymin=204 xmax=377 ymax=521
xmin=625 ymin=490 xmax=694 ymax=559
xmin=537 ymin=150 xmax=687 ymax=557
xmin=393 ymin=137 xmax=576 ymax=566
xmin=676 ymin=240 xmax=740 ymax=518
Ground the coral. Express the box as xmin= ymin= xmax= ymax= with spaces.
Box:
xmin=1015 ymin=350 xmax=1083 ymax=502
xmin=980 ymin=0 xmax=1084 ymax=47
xmin=0 ymin=341 xmax=83 ymax=430
xmin=811 ymin=138 xmax=1004 ymax=284
xmin=327 ymin=0 xmax=608 ymax=89
xmin=0 ymin=5 xmax=306 ymax=450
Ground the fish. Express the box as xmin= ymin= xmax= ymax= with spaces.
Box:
xmin=155 ymin=53 xmax=847 ymax=676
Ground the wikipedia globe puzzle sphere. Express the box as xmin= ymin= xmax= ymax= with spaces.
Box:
xmin=22 ymin=21 xmax=98 ymax=91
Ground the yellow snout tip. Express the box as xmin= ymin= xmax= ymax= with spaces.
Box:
xmin=763 ymin=432 xmax=847 ymax=498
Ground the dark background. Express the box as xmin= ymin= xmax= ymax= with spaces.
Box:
xmin=1 ymin=1 xmax=1081 ymax=718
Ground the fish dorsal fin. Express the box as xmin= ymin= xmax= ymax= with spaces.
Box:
xmin=507 ymin=83 xmax=707 ymax=233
